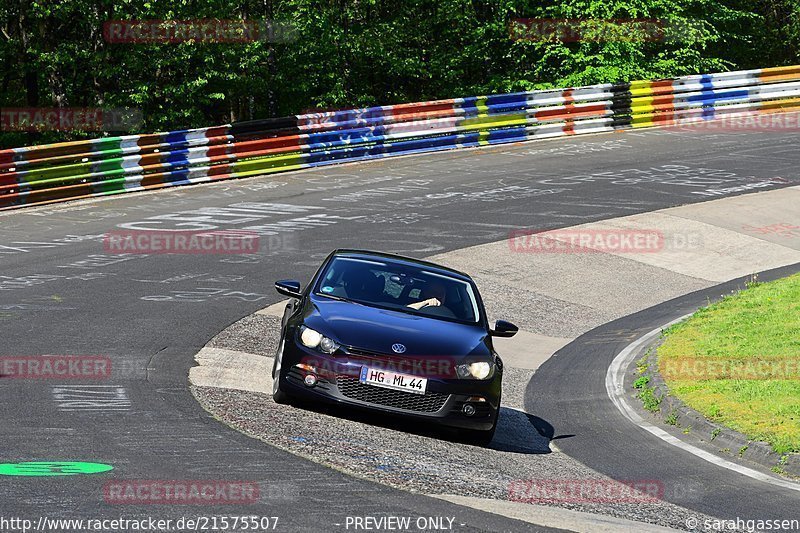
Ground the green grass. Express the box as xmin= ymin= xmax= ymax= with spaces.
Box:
xmin=658 ymin=273 xmax=800 ymax=454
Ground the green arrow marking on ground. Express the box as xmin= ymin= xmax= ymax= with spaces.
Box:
xmin=0 ymin=462 xmax=114 ymax=477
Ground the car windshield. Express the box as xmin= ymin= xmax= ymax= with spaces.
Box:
xmin=314 ymin=256 xmax=481 ymax=324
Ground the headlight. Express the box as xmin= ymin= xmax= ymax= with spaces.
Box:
xmin=468 ymin=361 xmax=492 ymax=379
xmin=319 ymin=336 xmax=338 ymax=354
xmin=456 ymin=361 xmax=493 ymax=380
xmin=300 ymin=327 xmax=322 ymax=348
xmin=299 ymin=326 xmax=339 ymax=354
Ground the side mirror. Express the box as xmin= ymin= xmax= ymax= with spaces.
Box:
xmin=490 ymin=320 xmax=518 ymax=338
xmin=275 ymin=279 xmax=302 ymax=299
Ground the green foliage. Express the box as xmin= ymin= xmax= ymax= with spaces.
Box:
xmin=0 ymin=0 xmax=797 ymax=147
xmin=665 ymin=409 xmax=679 ymax=426
xmin=637 ymin=383 xmax=663 ymax=413
xmin=738 ymin=445 xmax=748 ymax=456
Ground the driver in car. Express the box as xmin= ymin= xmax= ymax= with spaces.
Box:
xmin=341 ymin=269 xmax=386 ymax=301
xmin=407 ymin=281 xmax=446 ymax=310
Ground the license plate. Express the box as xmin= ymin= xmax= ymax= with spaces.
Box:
xmin=359 ymin=366 xmax=427 ymax=395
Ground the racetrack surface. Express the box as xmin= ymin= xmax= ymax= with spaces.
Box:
xmin=1 ymin=125 xmax=799 ymax=530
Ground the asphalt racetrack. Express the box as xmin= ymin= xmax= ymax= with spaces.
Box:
xmin=1 ymin=125 xmax=799 ymax=531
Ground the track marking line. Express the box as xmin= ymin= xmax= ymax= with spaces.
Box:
xmin=606 ymin=315 xmax=800 ymax=493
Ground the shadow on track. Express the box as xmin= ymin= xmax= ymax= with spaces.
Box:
xmin=287 ymin=397 xmax=552 ymax=454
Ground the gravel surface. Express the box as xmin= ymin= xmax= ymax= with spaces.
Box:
xmin=192 ymin=381 xmax=716 ymax=531
xmin=192 ymin=315 xmax=722 ymax=531
xmin=208 ymin=314 xmax=281 ymax=356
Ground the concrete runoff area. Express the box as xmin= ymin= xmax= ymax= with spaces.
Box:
xmin=191 ymin=185 xmax=800 ymax=531
xmin=190 ymin=347 xmax=271 ymax=394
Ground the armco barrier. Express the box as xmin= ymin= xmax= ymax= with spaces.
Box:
xmin=3 ymin=65 xmax=800 ymax=210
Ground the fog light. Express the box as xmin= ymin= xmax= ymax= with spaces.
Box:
xmin=303 ymin=374 xmax=318 ymax=387
xmin=462 ymin=404 xmax=476 ymax=416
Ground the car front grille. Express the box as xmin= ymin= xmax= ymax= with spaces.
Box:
xmin=335 ymin=375 xmax=449 ymax=413
xmin=343 ymin=345 xmax=385 ymax=357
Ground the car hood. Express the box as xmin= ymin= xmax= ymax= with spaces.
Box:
xmin=303 ymin=297 xmax=489 ymax=357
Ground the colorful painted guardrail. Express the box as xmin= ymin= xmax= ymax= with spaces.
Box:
xmin=2 ymin=65 xmax=800 ymax=210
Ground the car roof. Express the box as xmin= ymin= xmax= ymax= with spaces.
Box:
xmin=330 ymin=249 xmax=473 ymax=282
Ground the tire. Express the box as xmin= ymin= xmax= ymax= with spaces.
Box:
xmin=272 ymin=338 xmax=292 ymax=405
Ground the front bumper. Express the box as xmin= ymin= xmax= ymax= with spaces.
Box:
xmin=278 ymin=339 xmax=502 ymax=431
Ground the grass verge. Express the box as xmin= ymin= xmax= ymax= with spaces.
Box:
xmin=658 ymin=273 xmax=800 ymax=454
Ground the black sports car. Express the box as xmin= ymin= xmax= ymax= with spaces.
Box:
xmin=271 ymin=249 xmax=518 ymax=445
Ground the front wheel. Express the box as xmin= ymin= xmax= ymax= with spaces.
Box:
xmin=272 ymin=338 xmax=292 ymax=405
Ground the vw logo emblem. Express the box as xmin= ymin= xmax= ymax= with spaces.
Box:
xmin=391 ymin=343 xmax=406 ymax=354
